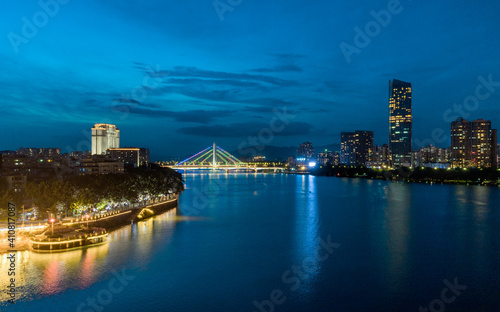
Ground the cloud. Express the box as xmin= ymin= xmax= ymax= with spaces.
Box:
xmin=148 ymin=66 xmax=299 ymax=87
xmin=164 ymin=78 xmax=265 ymax=88
xmin=178 ymin=122 xmax=312 ymax=137
xmin=250 ymin=65 xmax=303 ymax=73
xmin=125 ymin=106 xmax=234 ymax=124
xmin=112 ymin=98 xmax=160 ymax=108
xmin=242 ymin=106 xmax=298 ymax=115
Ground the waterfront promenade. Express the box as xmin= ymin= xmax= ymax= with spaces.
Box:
xmin=0 ymin=195 xmax=179 ymax=253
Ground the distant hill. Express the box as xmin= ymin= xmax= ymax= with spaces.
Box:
xmin=230 ymin=144 xmax=341 ymax=161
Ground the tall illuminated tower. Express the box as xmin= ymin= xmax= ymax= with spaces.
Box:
xmin=389 ymin=79 xmax=412 ymax=167
xmin=91 ymin=123 xmax=120 ymax=155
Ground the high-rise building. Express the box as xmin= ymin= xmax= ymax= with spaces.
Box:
xmin=340 ymin=132 xmax=356 ymax=165
xmin=297 ymin=142 xmax=315 ymax=161
xmin=451 ymin=118 xmax=497 ymax=168
xmin=91 ymin=124 xmax=120 ymax=155
xmin=340 ymin=131 xmax=374 ymax=166
xmin=389 ymin=79 xmax=412 ymax=167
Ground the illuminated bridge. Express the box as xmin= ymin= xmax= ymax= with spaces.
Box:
xmin=165 ymin=143 xmax=284 ymax=173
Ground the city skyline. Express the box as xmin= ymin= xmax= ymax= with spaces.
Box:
xmin=1 ymin=1 xmax=500 ymax=159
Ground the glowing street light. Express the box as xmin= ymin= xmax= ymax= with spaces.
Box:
xmin=85 ymin=214 xmax=90 ymax=228
xmin=49 ymin=218 xmax=56 ymax=235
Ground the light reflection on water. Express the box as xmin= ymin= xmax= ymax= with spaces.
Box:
xmin=293 ymin=175 xmax=320 ymax=295
xmin=2 ymin=175 xmax=500 ymax=311
xmin=0 ymin=208 xmax=178 ymax=304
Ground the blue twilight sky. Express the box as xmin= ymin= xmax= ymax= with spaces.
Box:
xmin=1 ymin=0 xmax=499 ymax=160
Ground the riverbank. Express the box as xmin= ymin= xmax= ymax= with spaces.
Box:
xmin=311 ymin=166 xmax=500 ymax=186
xmin=0 ymin=197 xmax=179 ymax=254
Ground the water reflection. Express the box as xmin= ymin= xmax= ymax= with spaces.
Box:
xmin=0 ymin=208 xmax=178 ymax=304
xmin=383 ymin=183 xmax=411 ymax=291
xmin=293 ymin=175 xmax=320 ymax=294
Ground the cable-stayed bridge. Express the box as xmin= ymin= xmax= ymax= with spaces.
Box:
xmin=164 ymin=143 xmax=284 ymax=173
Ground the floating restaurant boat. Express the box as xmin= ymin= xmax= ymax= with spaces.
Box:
xmin=30 ymin=228 xmax=108 ymax=252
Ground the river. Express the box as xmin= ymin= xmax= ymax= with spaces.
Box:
xmin=1 ymin=173 xmax=500 ymax=311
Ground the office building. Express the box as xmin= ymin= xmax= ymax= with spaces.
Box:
xmin=389 ymin=79 xmax=412 ymax=167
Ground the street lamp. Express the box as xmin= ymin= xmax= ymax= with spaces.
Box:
xmin=85 ymin=214 xmax=90 ymax=228
xmin=49 ymin=218 xmax=56 ymax=235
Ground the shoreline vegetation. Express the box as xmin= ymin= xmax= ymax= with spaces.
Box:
xmin=0 ymin=164 xmax=184 ymax=222
xmin=311 ymin=166 xmax=500 ymax=186
xmin=0 ymin=164 xmax=184 ymax=253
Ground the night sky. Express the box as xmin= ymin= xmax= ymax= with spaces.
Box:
xmin=1 ymin=0 xmax=499 ymax=160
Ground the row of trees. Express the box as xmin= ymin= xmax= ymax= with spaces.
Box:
xmin=313 ymin=165 xmax=500 ymax=184
xmin=1 ymin=165 xmax=184 ymax=219
xmin=0 ymin=178 xmax=23 ymax=216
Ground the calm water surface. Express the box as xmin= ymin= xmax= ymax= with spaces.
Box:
xmin=2 ymin=173 xmax=500 ymax=311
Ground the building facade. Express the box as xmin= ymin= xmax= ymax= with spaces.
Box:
xmin=340 ymin=131 xmax=374 ymax=166
xmin=108 ymin=147 xmax=150 ymax=167
xmin=317 ymin=151 xmax=340 ymax=166
xmin=451 ymin=118 xmax=498 ymax=168
xmin=74 ymin=158 xmax=124 ymax=175
xmin=412 ymin=145 xmax=450 ymax=168
xmin=389 ymin=79 xmax=412 ymax=167
xmin=91 ymin=124 xmax=120 ymax=155
xmin=297 ymin=142 xmax=315 ymax=161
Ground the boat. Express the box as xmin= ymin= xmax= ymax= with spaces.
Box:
xmin=30 ymin=228 xmax=108 ymax=252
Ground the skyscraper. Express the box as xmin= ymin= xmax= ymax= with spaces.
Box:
xmin=91 ymin=124 xmax=120 ymax=155
xmin=389 ymin=79 xmax=412 ymax=167
xmin=451 ymin=118 xmax=497 ymax=168
xmin=340 ymin=131 xmax=374 ymax=166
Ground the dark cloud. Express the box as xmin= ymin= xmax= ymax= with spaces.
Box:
xmin=242 ymin=106 xmax=297 ymax=115
xmin=178 ymin=122 xmax=312 ymax=137
xmin=250 ymin=65 xmax=303 ymax=73
xmin=238 ymin=98 xmax=296 ymax=107
xmin=148 ymin=66 xmax=299 ymax=87
xmin=125 ymin=107 xmax=234 ymax=124
xmin=164 ymin=78 xmax=266 ymax=89
xmin=112 ymin=98 xmax=160 ymax=108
